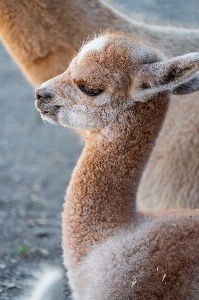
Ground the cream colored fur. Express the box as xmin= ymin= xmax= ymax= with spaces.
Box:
xmin=35 ymin=33 xmax=199 ymax=299
xmin=1 ymin=0 xmax=199 ymax=212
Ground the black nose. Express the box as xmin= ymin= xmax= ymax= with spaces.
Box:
xmin=35 ymin=87 xmax=53 ymax=102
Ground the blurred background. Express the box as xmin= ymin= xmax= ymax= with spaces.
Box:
xmin=114 ymin=0 xmax=199 ymax=25
xmin=0 ymin=0 xmax=199 ymax=299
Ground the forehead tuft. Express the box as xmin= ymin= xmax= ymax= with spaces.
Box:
xmin=77 ymin=36 xmax=108 ymax=64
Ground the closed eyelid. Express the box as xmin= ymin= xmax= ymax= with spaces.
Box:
xmin=78 ymin=85 xmax=103 ymax=97
xmin=73 ymin=79 xmax=103 ymax=97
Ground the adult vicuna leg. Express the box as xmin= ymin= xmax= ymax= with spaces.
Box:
xmin=1 ymin=0 xmax=199 ymax=86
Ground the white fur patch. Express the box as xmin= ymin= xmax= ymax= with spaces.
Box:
xmin=77 ymin=36 xmax=107 ymax=64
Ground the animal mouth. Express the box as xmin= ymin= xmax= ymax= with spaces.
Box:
xmin=36 ymin=99 xmax=61 ymax=122
xmin=41 ymin=105 xmax=61 ymax=114
xmin=43 ymin=105 xmax=61 ymax=119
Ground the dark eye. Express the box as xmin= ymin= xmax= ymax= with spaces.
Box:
xmin=78 ymin=85 xmax=103 ymax=97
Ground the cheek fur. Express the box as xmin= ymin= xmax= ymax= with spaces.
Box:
xmin=58 ymin=108 xmax=103 ymax=130
xmin=93 ymin=93 xmax=112 ymax=106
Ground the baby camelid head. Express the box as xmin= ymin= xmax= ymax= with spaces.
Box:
xmin=35 ymin=33 xmax=199 ymax=131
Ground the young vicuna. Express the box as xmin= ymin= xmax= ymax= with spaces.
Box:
xmin=2 ymin=0 xmax=199 ymax=213
xmin=35 ymin=33 xmax=199 ymax=299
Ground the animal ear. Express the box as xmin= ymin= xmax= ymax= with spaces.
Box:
xmin=172 ymin=72 xmax=199 ymax=95
xmin=138 ymin=53 xmax=199 ymax=94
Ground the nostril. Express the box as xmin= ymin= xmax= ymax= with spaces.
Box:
xmin=35 ymin=87 xmax=53 ymax=101
xmin=36 ymin=93 xmax=42 ymax=100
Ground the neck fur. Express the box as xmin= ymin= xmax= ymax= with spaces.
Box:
xmin=63 ymin=93 xmax=170 ymax=266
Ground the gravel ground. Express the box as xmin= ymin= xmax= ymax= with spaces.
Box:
xmin=0 ymin=41 xmax=84 ymax=299
xmin=0 ymin=1 xmax=199 ymax=299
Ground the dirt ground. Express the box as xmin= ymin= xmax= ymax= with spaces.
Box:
xmin=0 ymin=1 xmax=199 ymax=299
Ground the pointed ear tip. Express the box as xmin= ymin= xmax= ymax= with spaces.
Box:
xmin=182 ymin=52 xmax=199 ymax=57
xmin=172 ymin=72 xmax=199 ymax=95
xmin=183 ymin=52 xmax=199 ymax=63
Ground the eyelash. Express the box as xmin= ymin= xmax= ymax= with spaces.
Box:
xmin=78 ymin=85 xmax=103 ymax=97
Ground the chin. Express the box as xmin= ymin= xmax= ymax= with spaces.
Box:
xmin=41 ymin=113 xmax=58 ymax=124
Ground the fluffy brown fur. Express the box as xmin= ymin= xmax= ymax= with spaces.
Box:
xmin=2 ymin=0 xmax=199 ymax=213
xmin=35 ymin=33 xmax=199 ymax=299
xmin=1 ymin=0 xmax=199 ymax=86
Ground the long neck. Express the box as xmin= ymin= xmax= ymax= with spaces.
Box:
xmin=1 ymin=0 xmax=199 ymax=86
xmin=63 ymin=94 xmax=170 ymax=267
